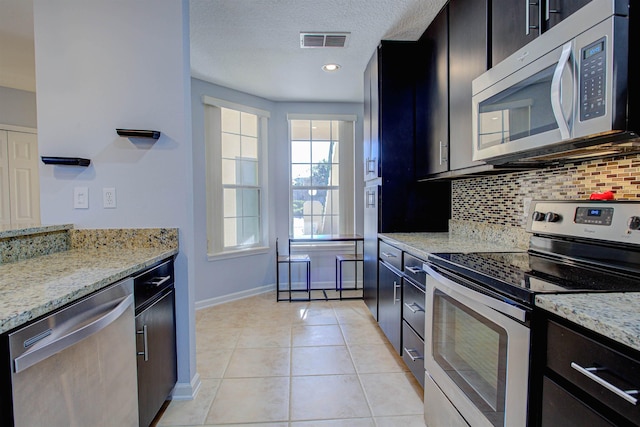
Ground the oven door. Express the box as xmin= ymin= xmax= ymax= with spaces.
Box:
xmin=423 ymin=264 xmax=530 ymax=427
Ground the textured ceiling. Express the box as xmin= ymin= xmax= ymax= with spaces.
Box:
xmin=0 ymin=0 xmax=447 ymax=102
xmin=189 ymin=0 xmax=447 ymax=103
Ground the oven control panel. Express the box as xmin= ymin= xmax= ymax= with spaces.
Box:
xmin=526 ymin=201 xmax=640 ymax=244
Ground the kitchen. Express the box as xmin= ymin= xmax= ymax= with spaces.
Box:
xmin=1 ymin=0 xmax=639 ymax=426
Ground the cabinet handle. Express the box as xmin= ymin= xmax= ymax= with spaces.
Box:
xmin=137 ymin=324 xmax=149 ymax=362
xmin=404 ymin=302 xmax=425 ymax=313
xmin=571 ymin=362 xmax=639 ymax=405
xmin=405 ymin=266 xmax=424 ymax=274
xmin=545 ymin=0 xmax=559 ymax=20
xmin=381 ymin=252 xmax=397 ymax=258
xmin=439 ymin=141 xmax=448 ymax=165
xmin=526 ymin=0 xmax=539 ymax=35
xmin=404 ymin=347 xmax=424 ymax=361
xmin=366 ymin=190 xmax=376 ymax=208
xmin=366 ymin=158 xmax=376 ymax=174
xmin=393 ymin=281 xmax=401 ymax=303
xmin=144 ymin=275 xmax=171 ymax=287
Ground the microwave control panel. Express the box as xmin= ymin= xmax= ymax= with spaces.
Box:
xmin=580 ymin=38 xmax=606 ymax=121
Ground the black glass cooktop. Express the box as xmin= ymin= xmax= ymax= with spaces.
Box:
xmin=428 ymin=251 xmax=640 ymax=306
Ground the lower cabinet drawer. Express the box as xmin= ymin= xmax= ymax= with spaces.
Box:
xmin=541 ymin=376 xmax=615 ymax=426
xmin=402 ymin=279 xmax=425 ymax=338
xmin=402 ymin=320 xmax=425 ymax=387
xmin=546 ymin=319 xmax=640 ymax=425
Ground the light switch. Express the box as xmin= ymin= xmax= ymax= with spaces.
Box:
xmin=74 ymin=187 xmax=89 ymax=209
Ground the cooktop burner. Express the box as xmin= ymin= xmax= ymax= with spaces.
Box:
xmin=429 ymin=251 xmax=640 ymax=306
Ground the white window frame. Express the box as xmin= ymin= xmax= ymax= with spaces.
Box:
xmin=204 ymin=96 xmax=270 ymax=260
xmin=287 ymin=113 xmax=356 ymax=239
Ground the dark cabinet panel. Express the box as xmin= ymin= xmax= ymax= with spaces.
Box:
xmin=449 ymin=0 xmax=489 ymax=170
xmin=491 ymin=0 xmax=540 ymax=66
xmin=378 ymin=261 xmax=402 ymax=354
xmin=363 ymin=184 xmax=379 ymax=319
xmin=363 ymin=52 xmax=379 ymax=181
xmin=416 ymin=6 xmax=449 ymax=177
xmin=544 ymin=0 xmax=592 ymax=31
xmin=136 ymin=289 xmax=177 ymax=427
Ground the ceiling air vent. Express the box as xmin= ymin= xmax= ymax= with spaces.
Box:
xmin=300 ymin=32 xmax=350 ymax=48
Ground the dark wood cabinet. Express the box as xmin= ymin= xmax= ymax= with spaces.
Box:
xmin=448 ymin=0 xmax=489 ymax=171
xmin=492 ymin=0 xmax=592 ymax=67
xmin=378 ymin=260 xmax=402 ymax=354
xmin=491 ymin=0 xmax=540 ymax=67
xmin=416 ymin=6 xmax=449 ymax=177
xmin=362 ymin=41 xmax=451 ymax=319
xmin=544 ymin=0 xmax=592 ymax=31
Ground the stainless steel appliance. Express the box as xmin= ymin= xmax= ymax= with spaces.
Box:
xmin=423 ymin=200 xmax=640 ymax=427
xmin=8 ymin=278 xmax=138 ymax=426
xmin=472 ymin=0 xmax=640 ymax=165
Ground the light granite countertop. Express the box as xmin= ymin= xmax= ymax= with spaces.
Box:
xmin=379 ymin=232 xmax=526 ymax=260
xmin=0 ymin=246 xmax=178 ymax=334
xmin=0 ymin=224 xmax=73 ymax=239
xmin=536 ymin=293 xmax=640 ymax=352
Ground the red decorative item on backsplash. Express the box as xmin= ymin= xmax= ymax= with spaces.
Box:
xmin=589 ymin=191 xmax=615 ymax=200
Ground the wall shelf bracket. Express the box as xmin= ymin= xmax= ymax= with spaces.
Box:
xmin=116 ymin=128 xmax=161 ymax=139
xmin=41 ymin=156 xmax=91 ymax=167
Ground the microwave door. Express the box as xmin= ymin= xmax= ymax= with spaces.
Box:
xmin=472 ymin=44 xmax=572 ymax=162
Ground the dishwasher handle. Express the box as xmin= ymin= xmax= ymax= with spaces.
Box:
xmin=13 ymin=293 xmax=134 ymax=374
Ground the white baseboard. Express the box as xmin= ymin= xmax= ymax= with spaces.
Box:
xmin=195 ymin=283 xmax=275 ymax=310
xmin=171 ymin=372 xmax=202 ymax=401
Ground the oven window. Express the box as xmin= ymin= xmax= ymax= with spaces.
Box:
xmin=433 ymin=290 xmax=508 ymax=427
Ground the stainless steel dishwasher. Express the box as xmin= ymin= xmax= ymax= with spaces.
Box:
xmin=8 ymin=278 xmax=138 ymax=426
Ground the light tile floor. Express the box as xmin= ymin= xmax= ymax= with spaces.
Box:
xmin=156 ymin=292 xmax=427 ymax=427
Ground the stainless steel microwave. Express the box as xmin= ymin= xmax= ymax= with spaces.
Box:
xmin=472 ymin=0 xmax=640 ymax=165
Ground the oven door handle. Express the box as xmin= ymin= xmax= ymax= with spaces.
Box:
xmin=423 ymin=263 xmax=528 ymax=322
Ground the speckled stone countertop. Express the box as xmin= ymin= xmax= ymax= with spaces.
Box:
xmin=0 ymin=224 xmax=73 ymax=239
xmin=0 ymin=246 xmax=178 ymax=334
xmin=378 ymin=232 xmax=526 ymax=260
xmin=536 ymin=293 xmax=640 ymax=352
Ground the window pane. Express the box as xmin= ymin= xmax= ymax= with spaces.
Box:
xmin=241 ymin=112 xmax=258 ymax=137
xmin=223 ymin=218 xmax=238 ymax=247
xmin=312 ymin=140 xmax=332 ymax=164
xmin=292 ymin=189 xmax=307 ymax=218
xmin=221 ymin=108 xmax=240 ymax=134
xmin=291 ymin=120 xmax=310 ymax=140
xmin=331 ymin=121 xmax=339 ymax=141
xmin=311 ymin=162 xmax=331 ymax=187
xmin=222 ymin=133 xmax=240 ymax=159
xmin=291 ymin=140 xmax=310 ymax=163
xmin=239 ymin=159 xmax=258 ymax=186
xmin=242 ymin=136 xmax=258 ymax=159
xmin=242 ymin=189 xmax=260 ymax=217
xmin=329 ymin=163 xmax=340 ymax=186
xmin=291 ymin=164 xmax=311 ymax=186
xmin=222 ymin=159 xmax=236 ymax=185
xmin=241 ymin=217 xmax=259 ymax=245
xmin=311 ymin=120 xmax=331 ymax=140
xmin=223 ymin=188 xmax=237 ymax=217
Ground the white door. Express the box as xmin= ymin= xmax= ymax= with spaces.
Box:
xmin=7 ymin=131 xmax=40 ymax=225
xmin=0 ymin=131 xmax=10 ymax=226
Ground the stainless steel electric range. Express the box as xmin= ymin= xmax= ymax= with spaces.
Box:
xmin=422 ymin=200 xmax=640 ymax=427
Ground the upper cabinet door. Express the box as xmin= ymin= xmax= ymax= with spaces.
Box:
xmin=415 ymin=6 xmax=449 ymax=177
xmin=543 ymin=0 xmax=592 ymax=30
xmin=7 ymin=131 xmax=40 ymax=225
xmin=491 ymin=0 xmax=540 ymax=67
xmin=364 ymin=52 xmax=380 ymax=181
xmin=0 ymin=131 xmax=10 ymax=226
xmin=449 ymin=0 xmax=489 ymax=171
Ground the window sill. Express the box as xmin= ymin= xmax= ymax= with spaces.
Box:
xmin=207 ymin=246 xmax=270 ymax=261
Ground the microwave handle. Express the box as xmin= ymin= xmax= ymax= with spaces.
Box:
xmin=551 ymin=42 xmax=573 ymax=140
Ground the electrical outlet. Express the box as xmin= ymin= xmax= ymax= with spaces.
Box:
xmin=103 ymin=187 xmax=116 ymax=208
xmin=74 ymin=187 xmax=89 ymax=209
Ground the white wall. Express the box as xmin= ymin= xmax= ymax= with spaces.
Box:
xmin=33 ymin=0 xmax=198 ymax=398
xmin=0 ymin=86 xmax=37 ymax=128
xmin=191 ymin=78 xmax=364 ymax=305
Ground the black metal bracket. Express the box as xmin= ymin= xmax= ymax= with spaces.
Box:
xmin=41 ymin=156 xmax=91 ymax=167
xmin=116 ymin=129 xmax=161 ymax=139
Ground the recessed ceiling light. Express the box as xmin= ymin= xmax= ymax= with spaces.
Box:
xmin=322 ymin=63 xmax=341 ymax=72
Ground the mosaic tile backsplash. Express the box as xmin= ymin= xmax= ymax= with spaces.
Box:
xmin=452 ymin=154 xmax=640 ymax=228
